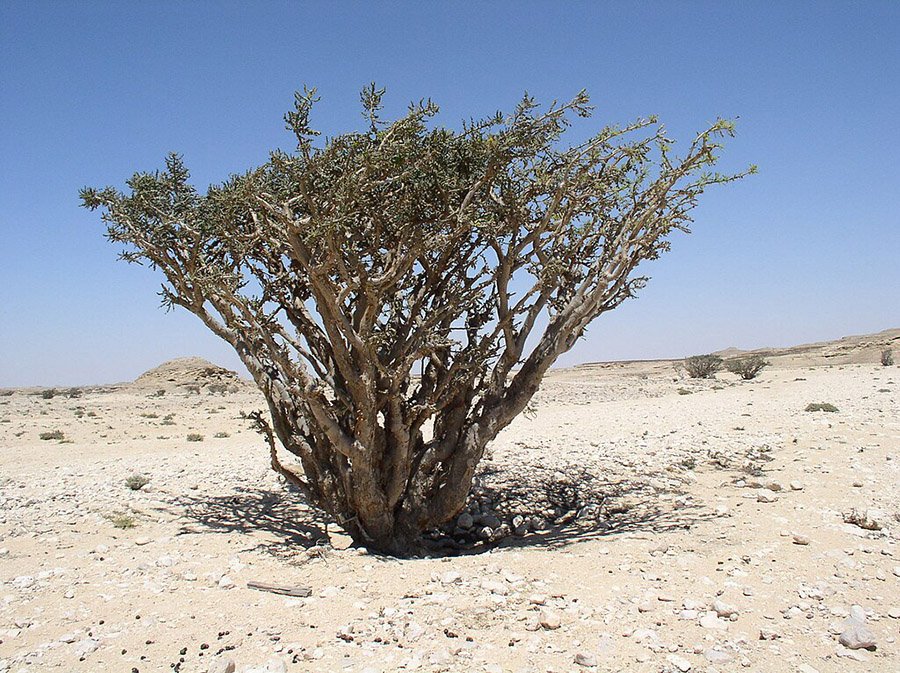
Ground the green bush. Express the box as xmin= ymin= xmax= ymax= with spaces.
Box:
xmin=726 ymin=355 xmax=769 ymax=380
xmin=125 ymin=474 xmax=149 ymax=491
xmin=108 ymin=513 xmax=136 ymax=529
xmin=39 ymin=430 xmax=65 ymax=440
xmin=684 ymin=354 xmax=723 ymax=379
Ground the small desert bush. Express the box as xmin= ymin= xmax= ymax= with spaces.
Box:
xmin=125 ymin=474 xmax=149 ymax=491
xmin=882 ymin=348 xmax=894 ymax=366
xmin=39 ymin=430 xmax=65 ymax=440
xmin=140 ymin=412 xmax=159 ymax=419
xmin=726 ymin=355 xmax=769 ymax=380
xmin=161 ymin=413 xmax=176 ymax=425
xmin=213 ymin=431 xmax=230 ymax=438
xmin=684 ymin=354 xmax=723 ymax=379
xmin=108 ymin=513 xmax=136 ymax=529
xmin=41 ymin=388 xmax=57 ymax=400
xmin=186 ymin=433 xmax=204 ymax=442
xmin=805 ymin=402 xmax=838 ymax=413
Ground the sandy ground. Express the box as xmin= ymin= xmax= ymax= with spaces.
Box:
xmin=0 ymin=331 xmax=898 ymax=673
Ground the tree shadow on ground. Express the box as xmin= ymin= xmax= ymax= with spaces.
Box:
xmin=166 ymin=486 xmax=330 ymax=559
xmin=165 ymin=460 xmax=713 ymax=559
xmin=429 ymin=461 xmax=714 ymax=555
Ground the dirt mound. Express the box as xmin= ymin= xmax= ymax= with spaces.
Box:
xmin=132 ymin=357 xmax=247 ymax=393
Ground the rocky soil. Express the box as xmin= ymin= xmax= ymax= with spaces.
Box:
xmin=0 ymin=332 xmax=898 ymax=672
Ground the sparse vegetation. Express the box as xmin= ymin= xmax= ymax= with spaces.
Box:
xmin=882 ymin=348 xmax=894 ymax=366
xmin=41 ymin=388 xmax=57 ymax=400
xmin=213 ymin=431 xmax=230 ymax=438
xmin=39 ymin=430 xmax=65 ymax=440
xmin=140 ymin=412 xmax=159 ymax=419
xmin=161 ymin=413 xmax=176 ymax=425
xmin=125 ymin=474 xmax=149 ymax=490
xmin=726 ymin=355 xmax=769 ymax=380
xmin=805 ymin=402 xmax=838 ymax=413
xmin=684 ymin=354 xmax=723 ymax=379
xmin=186 ymin=433 xmax=204 ymax=442
xmin=107 ymin=513 xmax=137 ymax=529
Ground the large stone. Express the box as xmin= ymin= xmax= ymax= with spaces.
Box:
xmin=839 ymin=620 xmax=876 ymax=650
xmin=207 ymin=658 xmax=236 ymax=673
xmin=539 ymin=608 xmax=561 ymax=630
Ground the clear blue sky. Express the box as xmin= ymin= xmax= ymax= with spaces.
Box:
xmin=1 ymin=1 xmax=898 ymax=386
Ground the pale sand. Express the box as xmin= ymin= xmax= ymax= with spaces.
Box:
xmin=0 ymin=329 xmax=897 ymax=672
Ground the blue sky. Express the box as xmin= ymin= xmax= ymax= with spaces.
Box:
xmin=1 ymin=1 xmax=897 ymax=386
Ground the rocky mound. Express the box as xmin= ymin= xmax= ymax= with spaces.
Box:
xmin=132 ymin=357 xmax=247 ymax=394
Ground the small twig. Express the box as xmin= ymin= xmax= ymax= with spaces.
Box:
xmin=246 ymin=580 xmax=313 ymax=597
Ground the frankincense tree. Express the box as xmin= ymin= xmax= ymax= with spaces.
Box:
xmin=82 ymin=86 xmax=752 ymax=554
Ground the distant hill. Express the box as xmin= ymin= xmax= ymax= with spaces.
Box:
xmin=131 ymin=357 xmax=248 ymax=393
xmin=564 ymin=327 xmax=899 ymax=375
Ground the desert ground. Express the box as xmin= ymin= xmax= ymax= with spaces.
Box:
xmin=0 ymin=329 xmax=898 ymax=673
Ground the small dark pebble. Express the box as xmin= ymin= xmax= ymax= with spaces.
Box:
xmin=179 ymin=647 xmax=187 ymax=655
xmin=200 ymin=643 xmax=209 ymax=650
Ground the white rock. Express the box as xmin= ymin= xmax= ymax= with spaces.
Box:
xmin=574 ymin=652 xmax=598 ymax=667
xmin=711 ymin=599 xmax=737 ymax=618
xmin=440 ymin=571 xmax=461 ymax=585
xmin=839 ymin=620 xmax=876 ymax=650
xmin=849 ymin=605 xmax=867 ymax=622
xmin=539 ymin=608 xmax=561 ymax=630
xmin=207 ymin=657 xmax=236 ymax=673
xmin=704 ymin=649 xmax=732 ymax=663
xmin=218 ymin=575 xmax=235 ymax=589
xmin=789 ymin=481 xmax=804 ymax=491
xmin=74 ymin=638 xmax=100 ymax=657
xmin=666 ymin=654 xmax=692 ymax=671
xmin=699 ymin=611 xmax=728 ymax=630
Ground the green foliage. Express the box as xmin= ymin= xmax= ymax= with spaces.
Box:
xmin=186 ymin=433 xmax=204 ymax=442
xmin=684 ymin=354 xmax=723 ymax=379
xmin=41 ymin=388 xmax=57 ymax=400
xmin=125 ymin=474 xmax=149 ymax=490
xmin=726 ymin=355 xmax=769 ymax=380
xmin=805 ymin=402 xmax=838 ymax=412
xmin=39 ymin=430 xmax=65 ymax=440
xmin=108 ymin=513 xmax=136 ymax=529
